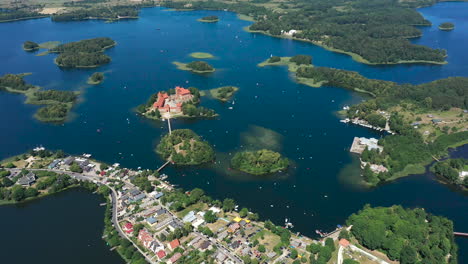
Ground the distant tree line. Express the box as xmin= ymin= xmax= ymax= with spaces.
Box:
xmin=51 ymin=6 xmax=139 ymax=22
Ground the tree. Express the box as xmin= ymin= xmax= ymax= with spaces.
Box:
xmin=290 ymin=55 xmax=312 ymax=65
xmin=222 ymin=198 xmax=236 ymax=212
xmin=339 ymin=230 xmax=350 ymax=240
xmin=325 ymin=238 xmax=335 ymax=251
xmin=248 ymin=212 xmax=259 ymax=221
xmin=400 ymin=245 xmax=417 ymax=264
xmin=343 ymin=259 xmax=360 ymax=264
xmin=11 ymin=186 xmax=25 ymax=201
xmin=25 ymin=187 xmax=38 ymax=198
xmin=70 ymin=162 xmax=83 ymax=173
xmin=239 ymin=207 xmax=249 ymax=217
xmin=258 ymin=244 xmax=266 ymax=252
xmin=290 ymin=248 xmax=298 ymax=259
xmin=204 ymin=210 xmax=217 ymax=223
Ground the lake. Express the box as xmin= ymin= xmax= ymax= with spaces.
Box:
xmin=0 ymin=2 xmax=467 ymax=263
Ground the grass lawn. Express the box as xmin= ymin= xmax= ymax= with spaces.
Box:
xmin=176 ymin=202 xmax=208 ymax=218
xmin=189 ymin=52 xmax=214 ymax=59
xmin=251 ymin=229 xmax=281 ymax=252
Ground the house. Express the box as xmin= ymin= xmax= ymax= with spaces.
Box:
xmin=48 ymin=159 xmax=60 ymax=169
xmin=132 ymin=193 xmax=146 ymax=202
xmin=168 ymin=239 xmax=180 ymax=251
xmin=227 ymin=222 xmax=240 ymax=233
xmin=138 ymin=229 xmax=153 ymax=248
xmin=146 ymin=217 xmax=158 ymax=226
xmin=208 ymin=206 xmax=221 ymax=214
xmin=432 ymin=119 xmax=443 ymax=124
xmin=157 ymin=250 xmax=166 ymax=260
xmin=123 ymin=222 xmax=134 ymax=234
xmin=154 ymin=192 xmax=164 ymax=199
xmin=155 ymin=208 xmax=167 ymax=217
xmin=266 ymin=252 xmax=277 ymax=259
xmin=63 ymin=156 xmax=74 ymax=165
xmin=339 ymin=239 xmax=350 ymax=248
xmin=182 ymin=211 xmax=197 ymax=223
xmin=148 ymin=241 xmax=164 ymax=253
xmin=216 ymin=252 xmax=228 ymax=263
xmin=192 ymin=218 xmax=205 ymax=228
xmin=168 ymin=252 xmax=182 ymax=264
xmin=168 ymin=219 xmax=183 ymax=231
xmin=17 ymin=172 xmax=36 ymax=186
xmin=350 ymin=137 xmax=383 ymax=154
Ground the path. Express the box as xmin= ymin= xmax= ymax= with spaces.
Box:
xmin=167 ymin=118 xmax=172 ymax=135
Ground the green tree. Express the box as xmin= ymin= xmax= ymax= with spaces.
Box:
xmin=258 ymin=244 xmax=266 ymax=252
xmin=239 ymin=207 xmax=249 ymax=217
xmin=222 ymin=198 xmax=236 ymax=212
xmin=290 ymin=248 xmax=298 ymax=259
xmin=204 ymin=210 xmax=217 ymax=223
xmin=70 ymin=162 xmax=83 ymax=173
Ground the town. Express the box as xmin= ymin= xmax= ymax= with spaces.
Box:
xmin=0 ymin=148 xmax=394 ymax=264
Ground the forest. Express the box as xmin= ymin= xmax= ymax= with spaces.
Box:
xmin=55 ymin=52 xmax=111 ymax=68
xmin=347 ymin=205 xmax=458 ymax=264
xmin=50 ymin=37 xmax=115 ymax=53
xmin=156 ymin=129 xmax=215 ymax=165
xmin=0 ymin=9 xmax=46 ymax=22
xmin=50 ymin=38 xmax=115 ymax=68
xmin=164 ymin=0 xmax=446 ymax=64
xmin=23 ymin=41 xmax=39 ymax=51
xmin=35 ymin=103 xmax=70 ymax=122
xmin=186 ymin=61 xmax=215 ymax=72
xmin=431 ymin=158 xmax=468 ymax=187
xmin=0 ymin=74 xmax=35 ymax=92
xmin=230 ymin=149 xmax=289 ymax=175
xmin=32 ymin=90 xmax=78 ymax=103
xmin=51 ymin=5 xmax=139 ymax=22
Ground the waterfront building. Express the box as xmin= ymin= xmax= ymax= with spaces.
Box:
xmin=350 ymin=137 xmax=383 ymax=154
xmin=152 ymin=86 xmax=194 ymax=114
xmin=16 ymin=172 xmax=36 ymax=186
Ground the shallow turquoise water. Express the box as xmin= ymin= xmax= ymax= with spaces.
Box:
xmin=0 ymin=2 xmax=467 ymax=263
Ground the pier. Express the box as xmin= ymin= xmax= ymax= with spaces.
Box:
xmin=454 ymin=232 xmax=468 ymax=237
xmin=167 ymin=118 xmax=172 ymax=134
xmin=157 ymin=160 xmax=171 ymax=172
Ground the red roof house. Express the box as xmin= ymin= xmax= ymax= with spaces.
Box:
xmin=157 ymin=250 xmax=166 ymax=260
xmin=168 ymin=239 xmax=180 ymax=250
xmin=100 ymin=171 xmax=106 ymax=176
xmin=153 ymin=92 xmax=169 ymax=108
xmin=339 ymin=238 xmax=350 ymax=248
xmin=123 ymin=222 xmax=133 ymax=234
xmin=138 ymin=229 xmax=153 ymax=248
xmin=169 ymin=252 xmax=182 ymax=264
xmin=175 ymin=86 xmax=191 ymax=96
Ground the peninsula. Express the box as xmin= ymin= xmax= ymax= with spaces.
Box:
xmin=156 ymin=129 xmax=215 ymax=165
xmin=431 ymin=158 xmax=468 ymax=190
xmin=0 ymin=149 xmax=460 ymax=264
xmin=173 ymin=61 xmax=215 ymax=74
xmin=0 ymin=73 xmax=79 ymax=123
xmin=231 ymin=149 xmax=289 ymax=175
xmin=136 ymin=86 xmax=216 ymax=120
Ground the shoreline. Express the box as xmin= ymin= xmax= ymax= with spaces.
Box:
xmin=244 ymin=26 xmax=448 ymax=66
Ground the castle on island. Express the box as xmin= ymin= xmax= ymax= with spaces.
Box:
xmin=153 ymin=86 xmax=194 ymax=115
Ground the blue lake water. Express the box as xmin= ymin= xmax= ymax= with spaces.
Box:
xmin=0 ymin=2 xmax=467 ymax=263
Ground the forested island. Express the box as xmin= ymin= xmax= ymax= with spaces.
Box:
xmin=173 ymin=61 xmax=215 ymax=73
xmin=439 ymin=22 xmax=455 ymax=31
xmin=22 ymin=41 xmax=39 ymax=51
xmin=198 ymin=15 xmax=219 ymax=23
xmin=230 ymin=149 xmax=289 ymax=175
xmin=136 ymin=86 xmax=216 ymax=120
xmin=50 ymin=37 xmax=115 ymax=68
xmin=431 ymin=158 xmax=468 ymax=189
xmin=87 ymin=72 xmax=105 ymax=85
xmin=156 ymin=129 xmax=215 ymax=165
xmin=207 ymin=86 xmax=239 ymax=101
xmin=0 ymin=74 xmax=79 ymax=123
